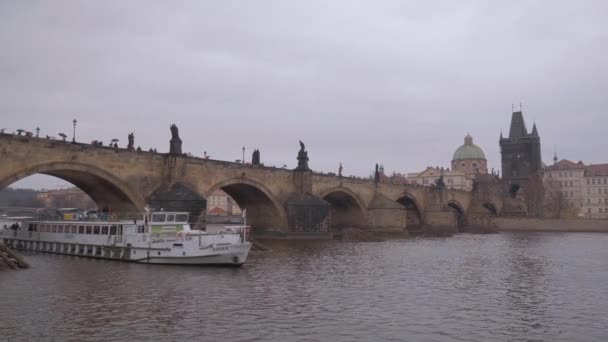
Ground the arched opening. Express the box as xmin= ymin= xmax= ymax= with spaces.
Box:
xmin=448 ymin=201 xmax=466 ymax=232
xmin=0 ymin=165 xmax=141 ymax=216
xmin=509 ymin=184 xmax=520 ymax=199
xmin=321 ymin=190 xmax=366 ymax=230
xmin=483 ymin=202 xmax=498 ymax=216
xmin=396 ymin=195 xmax=424 ymax=233
xmin=207 ymin=180 xmax=284 ymax=234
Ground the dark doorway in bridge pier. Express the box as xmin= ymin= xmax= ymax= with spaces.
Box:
xmin=214 ymin=183 xmax=282 ymax=235
xmin=509 ymin=184 xmax=520 ymax=199
xmin=396 ymin=196 xmax=423 ymax=233
xmin=322 ymin=191 xmax=365 ymax=230
xmin=448 ymin=202 xmax=466 ymax=232
xmin=483 ymin=202 xmax=498 ymax=216
xmin=0 ymin=174 xmax=133 ymax=218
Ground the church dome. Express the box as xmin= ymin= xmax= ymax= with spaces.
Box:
xmin=452 ymin=134 xmax=486 ymax=161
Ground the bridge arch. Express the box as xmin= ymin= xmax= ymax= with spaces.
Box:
xmin=206 ymin=177 xmax=286 ymax=232
xmin=0 ymin=162 xmax=144 ymax=212
xmin=396 ymin=193 xmax=425 ymax=232
xmin=447 ymin=200 xmax=466 ymax=232
xmin=483 ymin=201 xmax=499 ymax=216
xmin=319 ymin=187 xmax=367 ymax=229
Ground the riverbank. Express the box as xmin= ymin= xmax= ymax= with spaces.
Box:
xmin=0 ymin=242 xmax=29 ymax=270
xmin=496 ymin=217 xmax=608 ymax=232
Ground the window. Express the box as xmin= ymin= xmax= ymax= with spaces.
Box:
xmin=587 ymin=198 xmax=591 ymax=204
xmin=587 ymin=179 xmax=591 ymax=185
xmin=601 ymin=208 xmax=604 ymax=213
xmin=101 ymin=226 xmax=108 ymax=235
xmin=588 ymin=208 xmax=592 ymax=213
xmin=78 ymin=225 xmax=85 ymax=234
xmin=152 ymin=214 xmax=166 ymax=222
xmin=86 ymin=226 xmax=92 ymax=234
xmin=93 ymin=226 xmax=100 ymax=235
xmin=166 ymin=214 xmax=175 ymax=222
xmin=110 ymin=225 xmax=117 ymax=235
xmin=71 ymin=226 xmax=78 ymax=234
xmin=176 ymin=214 xmax=188 ymax=222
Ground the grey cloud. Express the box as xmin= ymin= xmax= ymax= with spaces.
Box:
xmin=1 ymin=0 xmax=607 ymax=189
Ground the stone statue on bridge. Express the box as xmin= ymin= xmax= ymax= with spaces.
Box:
xmin=252 ymin=149 xmax=261 ymax=166
xmin=296 ymin=140 xmax=309 ymax=171
xmin=169 ymin=124 xmax=182 ymax=155
xmin=127 ymin=133 xmax=135 ymax=151
xmin=338 ymin=162 xmax=343 ymax=177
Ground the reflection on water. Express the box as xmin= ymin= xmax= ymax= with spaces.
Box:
xmin=2 ymin=233 xmax=608 ymax=342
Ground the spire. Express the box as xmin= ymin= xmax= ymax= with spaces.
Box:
xmin=531 ymin=122 xmax=539 ymax=137
xmin=508 ymin=110 xmax=528 ymax=139
xmin=553 ymin=145 xmax=558 ymax=164
xmin=500 ymin=130 xmax=503 ymax=139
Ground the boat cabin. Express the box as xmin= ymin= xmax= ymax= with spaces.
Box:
xmin=147 ymin=212 xmax=190 ymax=235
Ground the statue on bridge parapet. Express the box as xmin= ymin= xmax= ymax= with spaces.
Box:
xmin=252 ymin=149 xmax=261 ymax=166
xmin=127 ymin=133 xmax=135 ymax=151
xmin=338 ymin=162 xmax=343 ymax=177
xmin=169 ymin=124 xmax=182 ymax=155
xmin=295 ymin=140 xmax=309 ymax=171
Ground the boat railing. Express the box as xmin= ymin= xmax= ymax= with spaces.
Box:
xmin=18 ymin=212 xmax=145 ymax=223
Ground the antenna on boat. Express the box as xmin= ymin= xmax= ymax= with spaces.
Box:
xmin=242 ymin=209 xmax=247 ymax=243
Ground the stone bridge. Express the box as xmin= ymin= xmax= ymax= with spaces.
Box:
xmin=0 ymin=133 xmax=503 ymax=235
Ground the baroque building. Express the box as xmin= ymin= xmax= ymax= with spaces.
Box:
xmin=544 ymin=157 xmax=608 ymax=219
xmin=452 ymin=134 xmax=488 ymax=178
xmin=407 ymin=167 xmax=472 ymax=191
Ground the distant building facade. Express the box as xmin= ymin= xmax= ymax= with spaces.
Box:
xmin=544 ymin=157 xmax=608 ymax=219
xmin=207 ymin=190 xmax=242 ymax=216
xmin=36 ymin=187 xmax=95 ymax=209
xmin=407 ymin=167 xmax=473 ymax=191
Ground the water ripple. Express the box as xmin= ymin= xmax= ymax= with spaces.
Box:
xmin=2 ymin=232 xmax=608 ymax=341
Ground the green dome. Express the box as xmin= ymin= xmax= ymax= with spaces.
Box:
xmin=452 ymin=134 xmax=486 ymax=161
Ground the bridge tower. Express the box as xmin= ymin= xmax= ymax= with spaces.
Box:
xmin=499 ymin=110 xmax=544 ymax=216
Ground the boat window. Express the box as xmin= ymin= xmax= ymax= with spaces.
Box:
xmin=52 ymin=225 xmax=57 ymax=233
xmin=93 ymin=226 xmax=100 ymax=235
xmin=166 ymin=214 xmax=175 ymax=222
xmin=101 ymin=226 xmax=108 ymax=235
xmin=58 ymin=225 xmax=64 ymax=234
xmin=137 ymin=225 xmax=145 ymax=233
xmin=175 ymin=214 xmax=188 ymax=222
xmin=152 ymin=214 xmax=165 ymax=222
xmin=86 ymin=226 xmax=92 ymax=235
xmin=78 ymin=225 xmax=85 ymax=234
xmin=110 ymin=225 xmax=117 ymax=235
xmin=71 ymin=226 xmax=78 ymax=234
xmin=118 ymin=225 xmax=123 ymax=235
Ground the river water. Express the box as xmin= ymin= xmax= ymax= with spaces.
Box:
xmin=1 ymin=232 xmax=608 ymax=342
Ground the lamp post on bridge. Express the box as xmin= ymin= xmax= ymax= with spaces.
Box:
xmin=72 ymin=119 xmax=77 ymax=143
xmin=242 ymin=146 xmax=245 ymax=165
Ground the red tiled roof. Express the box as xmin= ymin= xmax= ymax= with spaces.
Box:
xmin=208 ymin=207 xmax=226 ymax=214
xmin=585 ymin=164 xmax=608 ymax=177
xmin=545 ymin=159 xmax=586 ymax=170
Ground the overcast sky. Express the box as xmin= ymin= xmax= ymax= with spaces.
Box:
xmin=2 ymin=1 xmax=607 ymax=189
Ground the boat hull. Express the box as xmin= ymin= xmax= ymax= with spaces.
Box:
xmin=1 ymin=229 xmax=252 ymax=267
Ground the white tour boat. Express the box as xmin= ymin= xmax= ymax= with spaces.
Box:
xmin=0 ymin=210 xmax=251 ymax=266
